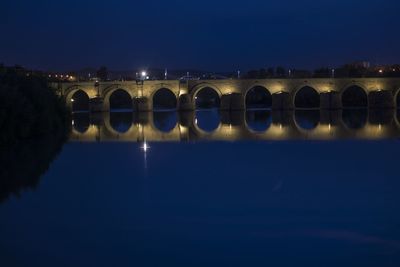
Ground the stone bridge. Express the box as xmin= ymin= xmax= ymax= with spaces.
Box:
xmin=53 ymin=78 xmax=400 ymax=111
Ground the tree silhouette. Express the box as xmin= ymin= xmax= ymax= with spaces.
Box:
xmin=96 ymin=66 xmax=108 ymax=81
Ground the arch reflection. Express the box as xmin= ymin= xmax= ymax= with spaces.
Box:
xmin=195 ymin=110 xmax=221 ymax=133
xmin=71 ymin=90 xmax=89 ymax=112
xmin=295 ymin=110 xmax=320 ymax=130
xmin=246 ymin=110 xmax=272 ymax=132
xmin=153 ymin=111 xmax=178 ymax=133
xmin=110 ymin=112 xmax=133 ymax=133
xmin=342 ymin=109 xmax=368 ymax=129
xmin=342 ymin=86 xmax=368 ymax=108
xmin=72 ymin=113 xmax=90 ymax=133
xmin=69 ymin=110 xmax=400 ymax=142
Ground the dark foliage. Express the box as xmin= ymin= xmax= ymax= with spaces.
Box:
xmin=96 ymin=66 xmax=108 ymax=81
xmin=0 ymin=67 xmax=69 ymax=203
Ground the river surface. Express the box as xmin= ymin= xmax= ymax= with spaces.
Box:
xmin=1 ymin=110 xmax=400 ymax=267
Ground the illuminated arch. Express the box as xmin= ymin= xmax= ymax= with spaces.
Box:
xmin=341 ymin=84 xmax=368 ymax=108
xmin=192 ymin=84 xmax=222 ymax=109
xmin=69 ymin=89 xmax=90 ymax=112
xmin=294 ymin=86 xmax=320 ymax=108
xmin=192 ymin=83 xmax=222 ymax=99
xmin=395 ymin=88 xmax=400 ymax=108
xmin=245 ymin=85 xmax=272 ymax=109
xmin=65 ymin=85 xmax=86 ymax=109
xmin=152 ymin=87 xmax=178 ymax=110
xmin=103 ymin=86 xmax=133 ymax=111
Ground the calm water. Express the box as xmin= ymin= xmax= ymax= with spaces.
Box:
xmin=1 ymin=110 xmax=400 ymax=267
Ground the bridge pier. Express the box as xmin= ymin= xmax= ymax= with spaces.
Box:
xmin=133 ymin=97 xmax=151 ymax=112
xmin=320 ymin=109 xmax=341 ymax=125
xmin=369 ymin=109 xmax=395 ymax=125
xmin=133 ymin=111 xmax=150 ymax=125
xmin=89 ymin=97 xmax=105 ymax=112
xmin=368 ymin=90 xmax=395 ymax=109
xmin=272 ymin=110 xmax=293 ymax=126
xmin=221 ymin=93 xmax=245 ymax=110
xmin=221 ymin=110 xmax=244 ymax=125
xmin=230 ymin=93 xmax=245 ymax=110
xmin=178 ymin=111 xmax=194 ymax=127
xmin=320 ymin=91 xmax=342 ymax=110
xmin=272 ymin=92 xmax=293 ymax=110
xmin=178 ymin=94 xmax=195 ymax=111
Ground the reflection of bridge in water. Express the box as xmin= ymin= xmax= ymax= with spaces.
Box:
xmin=70 ymin=109 xmax=400 ymax=142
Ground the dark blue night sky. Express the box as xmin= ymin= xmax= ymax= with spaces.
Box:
xmin=1 ymin=0 xmax=399 ymax=71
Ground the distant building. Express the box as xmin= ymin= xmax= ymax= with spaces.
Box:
xmin=348 ymin=61 xmax=370 ymax=69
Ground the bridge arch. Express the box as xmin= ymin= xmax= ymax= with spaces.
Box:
xmin=68 ymin=89 xmax=90 ymax=112
xmin=192 ymin=84 xmax=222 ymax=109
xmin=395 ymin=109 xmax=400 ymax=129
xmin=395 ymin=88 xmax=400 ymax=108
xmin=294 ymin=86 xmax=320 ymax=109
xmin=245 ymin=85 xmax=272 ymax=109
xmin=152 ymin=87 xmax=178 ymax=110
xmin=394 ymin=89 xmax=400 ymax=129
xmin=65 ymin=86 xmax=87 ymax=110
xmin=341 ymin=84 xmax=368 ymax=108
xmin=103 ymin=86 xmax=133 ymax=111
